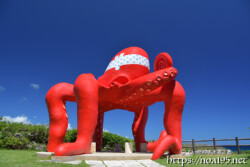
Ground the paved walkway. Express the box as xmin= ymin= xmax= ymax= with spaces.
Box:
xmin=37 ymin=152 xmax=167 ymax=166
xmin=86 ymin=160 xmax=165 ymax=167
xmin=50 ymin=152 xmax=153 ymax=161
xmin=39 ymin=159 xmax=165 ymax=166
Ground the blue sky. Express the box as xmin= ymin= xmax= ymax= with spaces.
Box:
xmin=0 ymin=0 xmax=249 ymax=143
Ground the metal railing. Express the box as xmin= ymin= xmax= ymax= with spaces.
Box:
xmin=182 ymin=137 xmax=250 ymax=154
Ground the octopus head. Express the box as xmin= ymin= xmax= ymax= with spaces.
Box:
xmin=98 ymin=47 xmax=150 ymax=88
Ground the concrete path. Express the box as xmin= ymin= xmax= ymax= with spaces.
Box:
xmin=51 ymin=152 xmax=153 ymax=161
xmin=85 ymin=160 xmax=165 ymax=167
xmin=84 ymin=160 xmax=106 ymax=167
xmin=37 ymin=152 xmax=166 ymax=166
xmin=39 ymin=159 xmax=165 ymax=166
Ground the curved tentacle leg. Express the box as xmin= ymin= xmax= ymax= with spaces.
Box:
xmin=147 ymin=130 xmax=167 ymax=152
xmin=45 ymin=83 xmax=76 ymax=152
xmin=151 ymin=81 xmax=185 ymax=160
xmin=132 ymin=107 xmax=148 ymax=152
xmin=55 ymin=74 xmax=99 ymax=156
xmin=93 ymin=112 xmax=104 ymax=151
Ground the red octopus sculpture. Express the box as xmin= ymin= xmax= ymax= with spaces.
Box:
xmin=45 ymin=47 xmax=185 ymax=160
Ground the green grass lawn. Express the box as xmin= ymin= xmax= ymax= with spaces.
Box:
xmin=0 ymin=149 xmax=89 ymax=167
xmin=155 ymin=153 xmax=250 ymax=167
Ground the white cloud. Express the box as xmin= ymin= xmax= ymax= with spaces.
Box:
xmin=2 ymin=116 xmax=32 ymax=124
xmin=30 ymin=83 xmax=40 ymax=90
xmin=2 ymin=116 xmax=72 ymax=130
xmin=67 ymin=123 xmax=72 ymax=130
xmin=103 ymin=129 xmax=109 ymax=132
xmin=0 ymin=85 xmax=5 ymax=92
xmin=20 ymin=97 xmax=27 ymax=102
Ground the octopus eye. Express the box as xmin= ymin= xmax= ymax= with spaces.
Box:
xmin=112 ymin=76 xmax=129 ymax=85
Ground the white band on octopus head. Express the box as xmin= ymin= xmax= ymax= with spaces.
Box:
xmin=105 ymin=53 xmax=150 ymax=71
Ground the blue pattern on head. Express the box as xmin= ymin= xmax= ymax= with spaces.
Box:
xmin=105 ymin=53 xmax=149 ymax=71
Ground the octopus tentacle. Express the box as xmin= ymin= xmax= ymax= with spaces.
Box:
xmin=154 ymin=52 xmax=173 ymax=71
xmin=132 ymin=107 xmax=148 ymax=151
xmin=120 ymin=67 xmax=178 ymax=102
xmin=54 ymin=74 xmax=99 ymax=156
xmin=147 ymin=130 xmax=167 ymax=152
xmin=93 ymin=112 xmax=104 ymax=151
xmin=150 ymin=81 xmax=185 ymax=160
xmin=45 ymin=83 xmax=76 ymax=152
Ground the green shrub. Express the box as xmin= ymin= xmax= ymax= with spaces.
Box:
xmin=0 ymin=121 xmax=49 ymax=150
xmin=64 ymin=129 xmax=77 ymax=142
xmin=26 ymin=124 xmax=49 ymax=144
xmin=2 ymin=136 xmax=29 ymax=149
xmin=0 ymin=120 xmax=135 ymax=151
xmin=102 ymin=132 xmax=134 ymax=151
xmin=239 ymin=150 xmax=250 ymax=154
